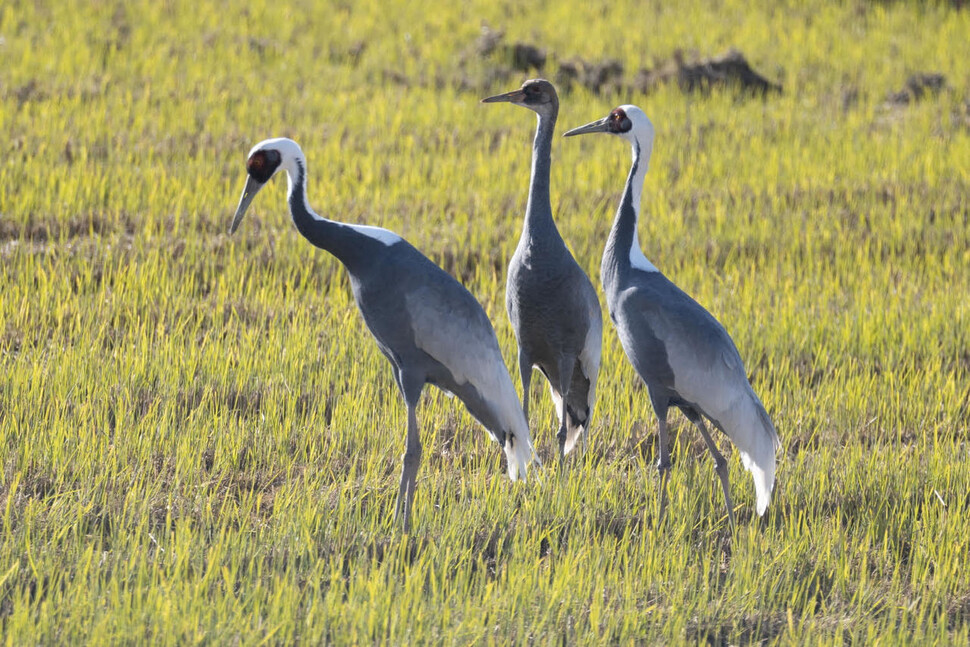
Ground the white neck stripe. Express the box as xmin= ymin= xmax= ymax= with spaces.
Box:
xmin=285 ymin=160 xmax=401 ymax=247
xmin=628 ymin=138 xmax=658 ymax=273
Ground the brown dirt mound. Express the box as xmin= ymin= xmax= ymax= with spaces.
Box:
xmin=556 ymin=58 xmax=625 ymax=94
xmin=632 ymin=49 xmax=781 ymax=96
xmin=475 ymin=26 xmax=504 ymax=57
xmin=506 ymin=43 xmax=546 ymax=73
xmin=474 ymin=26 xmax=545 ymax=74
xmin=886 ymin=73 xmax=947 ymax=105
xmin=472 ymin=29 xmax=779 ymax=99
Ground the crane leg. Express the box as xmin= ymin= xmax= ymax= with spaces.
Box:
xmin=518 ymin=349 xmax=532 ymax=425
xmin=394 ymin=401 xmax=423 ymax=533
xmin=556 ymin=355 xmax=576 ymax=461
xmin=655 ymin=414 xmax=672 ymax=527
xmin=687 ymin=412 xmax=735 ymax=526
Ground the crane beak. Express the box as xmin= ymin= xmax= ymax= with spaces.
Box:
xmin=229 ymin=176 xmax=265 ymax=234
xmin=563 ymin=116 xmax=610 ymax=137
xmin=481 ymin=89 xmax=525 ymax=104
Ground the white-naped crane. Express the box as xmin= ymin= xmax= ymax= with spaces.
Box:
xmin=564 ymin=106 xmax=779 ymax=523
xmin=482 ymin=79 xmax=603 ymax=459
xmin=229 ymin=137 xmax=537 ymax=531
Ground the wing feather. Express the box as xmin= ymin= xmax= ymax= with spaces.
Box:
xmin=404 ymin=281 xmax=511 ymax=401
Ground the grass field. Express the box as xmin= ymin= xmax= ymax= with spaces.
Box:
xmin=2 ymin=0 xmax=970 ymax=643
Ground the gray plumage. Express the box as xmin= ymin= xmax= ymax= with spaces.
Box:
xmin=229 ymin=138 xmax=536 ymax=532
xmin=482 ymin=79 xmax=603 ymax=458
xmin=564 ymin=106 xmax=779 ymax=522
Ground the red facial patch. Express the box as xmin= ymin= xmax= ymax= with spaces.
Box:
xmin=609 ymin=108 xmax=631 ymax=133
xmin=247 ymin=152 xmax=265 ymax=172
xmin=245 ymin=148 xmax=281 ymax=183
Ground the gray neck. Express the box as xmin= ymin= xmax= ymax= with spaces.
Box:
xmin=601 ymin=140 xmax=646 ymax=298
xmin=520 ymin=107 xmax=565 ymax=249
xmin=286 ymin=160 xmax=380 ymax=274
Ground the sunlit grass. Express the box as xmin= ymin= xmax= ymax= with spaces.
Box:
xmin=1 ymin=0 xmax=969 ymax=642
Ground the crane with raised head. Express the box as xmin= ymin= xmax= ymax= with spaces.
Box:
xmin=229 ymin=137 xmax=537 ymax=531
xmin=564 ymin=106 xmax=779 ymax=523
xmin=482 ymin=79 xmax=603 ymax=459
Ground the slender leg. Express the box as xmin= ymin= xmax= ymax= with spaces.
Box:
xmin=557 ymin=396 xmax=568 ymax=461
xmin=686 ymin=411 xmax=735 ymax=526
xmin=655 ymin=414 xmax=672 ymax=526
xmin=394 ymin=400 xmax=423 ymax=532
xmin=518 ymin=349 xmax=532 ymax=425
xmin=556 ymin=355 xmax=576 ymax=461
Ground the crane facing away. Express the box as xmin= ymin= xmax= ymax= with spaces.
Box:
xmin=482 ymin=79 xmax=603 ymax=459
xmin=564 ymin=106 xmax=779 ymax=523
xmin=229 ymin=137 xmax=537 ymax=531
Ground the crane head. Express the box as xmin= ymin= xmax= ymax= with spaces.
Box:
xmin=230 ymin=138 xmax=298 ymax=234
xmin=563 ymin=105 xmax=654 ymax=146
xmin=481 ymin=78 xmax=558 ymax=114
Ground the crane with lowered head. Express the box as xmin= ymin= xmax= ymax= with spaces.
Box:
xmin=229 ymin=137 xmax=538 ymax=531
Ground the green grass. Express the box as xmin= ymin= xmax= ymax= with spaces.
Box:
xmin=2 ymin=0 xmax=970 ymax=643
